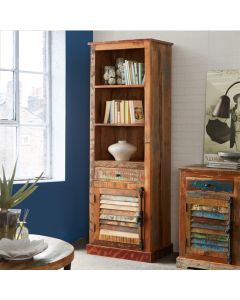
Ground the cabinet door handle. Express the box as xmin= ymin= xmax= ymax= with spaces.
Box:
xmin=116 ymin=173 xmax=121 ymax=178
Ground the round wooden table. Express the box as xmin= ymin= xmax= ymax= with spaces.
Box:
xmin=0 ymin=234 xmax=74 ymax=270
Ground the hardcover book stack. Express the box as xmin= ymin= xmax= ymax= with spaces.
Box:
xmin=99 ymin=194 xmax=140 ymax=245
xmin=123 ymin=60 xmax=145 ymax=85
xmin=103 ymin=100 xmax=144 ymax=124
xmin=207 ymin=160 xmax=240 ymax=169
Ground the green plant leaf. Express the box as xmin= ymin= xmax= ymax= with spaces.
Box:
xmin=8 ymin=160 xmax=17 ymax=199
xmin=10 ymin=186 xmax=39 ymax=208
xmin=0 ymin=160 xmax=43 ymax=209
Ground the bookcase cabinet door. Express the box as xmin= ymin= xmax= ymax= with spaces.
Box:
xmin=92 ymin=187 xmax=144 ymax=250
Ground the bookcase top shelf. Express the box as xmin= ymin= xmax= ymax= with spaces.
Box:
xmin=95 ymin=123 xmax=144 ymax=127
xmin=95 ymin=85 xmax=144 ymax=89
xmin=88 ymin=38 xmax=173 ymax=47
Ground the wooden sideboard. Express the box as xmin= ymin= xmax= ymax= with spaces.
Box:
xmin=177 ymin=165 xmax=240 ymax=269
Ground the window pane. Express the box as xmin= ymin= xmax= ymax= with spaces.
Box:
xmin=17 ymin=126 xmax=47 ymax=179
xmin=19 ymin=31 xmax=46 ymax=72
xmin=0 ymin=71 xmax=14 ymax=120
xmin=19 ymin=73 xmax=47 ymax=124
xmin=0 ymin=127 xmax=16 ymax=177
xmin=0 ymin=31 xmax=14 ymax=69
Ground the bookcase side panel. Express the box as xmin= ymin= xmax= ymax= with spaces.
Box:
xmin=89 ymin=46 xmax=96 ymax=243
xmin=149 ymin=42 xmax=172 ymax=252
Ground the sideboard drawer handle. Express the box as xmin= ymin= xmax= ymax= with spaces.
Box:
xmin=116 ymin=174 xmax=121 ymax=178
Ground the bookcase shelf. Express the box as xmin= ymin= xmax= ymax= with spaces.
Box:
xmin=95 ymin=85 xmax=144 ymax=89
xmin=94 ymin=123 xmax=144 ymax=127
xmin=87 ymin=38 xmax=173 ymax=262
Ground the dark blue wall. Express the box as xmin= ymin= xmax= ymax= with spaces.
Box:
xmin=14 ymin=31 xmax=93 ymax=242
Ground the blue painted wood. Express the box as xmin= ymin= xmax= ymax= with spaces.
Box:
xmin=191 ymin=222 xmax=226 ymax=231
xmin=191 ymin=238 xmax=228 ymax=248
xmin=192 ymin=243 xmax=228 ymax=253
xmin=191 ymin=211 xmax=228 ymax=220
xmin=190 ymin=180 xmax=233 ymax=192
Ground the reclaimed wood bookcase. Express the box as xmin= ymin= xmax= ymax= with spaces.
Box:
xmin=177 ymin=165 xmax=240 ymax=269
xmin=86 ymin=39 xmax=173 ymax=262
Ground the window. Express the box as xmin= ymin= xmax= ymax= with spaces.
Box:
xmin=0 ymin=31 xmax=51 ymax=180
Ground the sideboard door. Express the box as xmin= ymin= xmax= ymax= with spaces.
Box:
xmin=185 ymin=188 xmax=232 ymax=264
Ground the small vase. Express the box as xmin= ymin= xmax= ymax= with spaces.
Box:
xmin=0 ymin=209 xmax=21 ymax=240
xmin=16 ymin=221 xmax=29 ymax=239
xmin=108 ymin=140 xmax=137 ymax=161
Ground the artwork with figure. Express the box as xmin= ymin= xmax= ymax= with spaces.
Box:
xmin=204 ymin=69 xmax=240 ymax=163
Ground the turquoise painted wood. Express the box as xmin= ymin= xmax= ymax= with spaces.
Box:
xmin=191 ymin=211 xmax=228 ymax=220
xmin=190 ymin=180 xmax=233 ymax=192
xmin=191 ymin=232 xmax=229 ymax=242
xmin=191 ymin=238 xmax=228 ymax=248
xmin=192 ymin=243 xmax=228 ymax=253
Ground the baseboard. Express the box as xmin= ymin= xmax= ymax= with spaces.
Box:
xmin=86 ymin=243 xmax=173 ymax=263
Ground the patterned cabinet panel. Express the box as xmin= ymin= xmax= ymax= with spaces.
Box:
xmin=186 ymin=178 xmax=233 ymax=193
xmin=92 ymin=188 xmax=144 ymax=250
xmin=95 ymin=167 xmax=144 ymax=183
xmin=185 ymin=190 xmax=232 ymax=264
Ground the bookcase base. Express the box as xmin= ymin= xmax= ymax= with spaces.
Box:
xmin=176 ymin=256 xmax=240 ymax=270
xmin=86 ymin=243 xmax=173 ymax=263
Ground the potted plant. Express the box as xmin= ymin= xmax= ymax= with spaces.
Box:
xmin=0 ymin=162 xmax=43 ymax=239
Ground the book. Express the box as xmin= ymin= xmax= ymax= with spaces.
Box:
xmin=103 ymin=101 xmax=111 ymax=123
xmin=129 ymin=100 xmax=144 ymax=124
xmin=110 ymin=100 xmax=115 ymax=124
xmin=124 ymin=101 xmax=129 ymax=124
xmin=120 ymin=100 xmax=125 ymax=124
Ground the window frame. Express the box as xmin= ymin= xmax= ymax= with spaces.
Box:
xmin=0 ymin=31 xmax=52 ymax=180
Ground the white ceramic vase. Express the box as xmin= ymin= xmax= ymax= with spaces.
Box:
xmin=108 ymin=140 xmax=137 ymax=161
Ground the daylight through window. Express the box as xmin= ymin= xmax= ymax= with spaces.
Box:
xmin=0 ymin=31 xmax=51 ymax=180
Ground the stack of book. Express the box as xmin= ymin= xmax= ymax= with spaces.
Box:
xmin=123 ymin=60 xmax=145 ymax=85
xmin=99 ymin=194 xmax=140 ymax=245
xmin=207 ymin=160 xmax=240 ymax=169
xmin=103 ymin=100 xmax=144 ymax=124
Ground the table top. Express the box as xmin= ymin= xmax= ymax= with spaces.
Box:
xmin=0 ymin=234 xmax=74 ymax=270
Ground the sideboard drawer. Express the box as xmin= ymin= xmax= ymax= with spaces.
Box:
xmin=186 ymin=178 xmax=233 ymax=193
xmin=95 ymin=167 xmax=144 ymax=183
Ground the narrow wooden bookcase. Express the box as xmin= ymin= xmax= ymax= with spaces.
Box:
xmin=86 ymin=39 xmax=173 ymax=262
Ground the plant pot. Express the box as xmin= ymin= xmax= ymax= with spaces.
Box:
xmin=0 ymin=209 xmax=21 ymax=240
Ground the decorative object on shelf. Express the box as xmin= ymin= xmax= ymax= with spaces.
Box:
xmin=116 ymin=58 xmax=125 ymax=85
xmin=103 ymin=66 xmax=116 ymax=85
xmin=0 ymin=161 xmax=43 ymax=240
xmin=108 ymin=140 xmax=137 ymax=161
xmin=204 ymin=70 xmax=240 ymax=164
xmin=0 ymin=237 xmax=48 ymax=260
